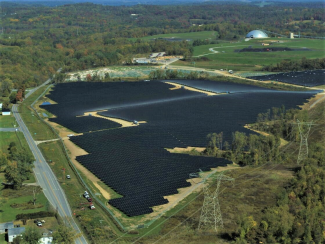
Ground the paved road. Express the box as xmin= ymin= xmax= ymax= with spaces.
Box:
xmin=25 ymin=67 xmax=61 ymax=99
xmin=12 ymin=74 xmax=87 ymax=244
xmin=0 ymin=128 xmax=20 ymax=132
xmin=25 ymin=78 xmax=52 ymax=99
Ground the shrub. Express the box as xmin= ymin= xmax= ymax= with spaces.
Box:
xmin=16 ymin=211 xmax=55 ymax=220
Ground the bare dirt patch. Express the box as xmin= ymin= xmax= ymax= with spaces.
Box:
xmin=165 ymin=81 xmax=217 ymax=96
xmin=244 ymin=125 xmax=288 ymax=146
xmin=79 ymin=111 xmax=147 ymax=127
xmin=300 ymin=93 xmax=325 ymax=110
xmin=63 ymin=138 xmax=111 ymax=200
xmin=166 ymin=146 xmax=205 ymax=153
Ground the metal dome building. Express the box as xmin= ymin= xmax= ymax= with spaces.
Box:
xmin=246 ymin=30 xmax=268 ymax=38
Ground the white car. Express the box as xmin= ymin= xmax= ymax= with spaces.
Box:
xmin=37 ymin=222 xmax=42 ymax=227
xmin=66 ymin=175 xmax=71 ymax=179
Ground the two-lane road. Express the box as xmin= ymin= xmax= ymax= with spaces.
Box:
xmin=12 ymin=102 xmax=87 ymax=244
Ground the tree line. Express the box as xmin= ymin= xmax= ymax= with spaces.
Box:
xmin=1 ymin=2 xmax=324 ymax=92
xmin=0 ymin=142 xmax=34 ymax=189
xmin=262 ymin=57 xmax=325 ymax=72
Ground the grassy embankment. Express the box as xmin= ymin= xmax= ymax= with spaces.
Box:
xmin=18 ymin=87 xmax=57 ymax=141
xmin=174 ymin=38 xmax=325 ymax=71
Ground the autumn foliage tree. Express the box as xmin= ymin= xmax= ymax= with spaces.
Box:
xmin=86 ymin=74 xmax=92 ymax=82
xmin=16 ymin=89 xmax=23 ymax=102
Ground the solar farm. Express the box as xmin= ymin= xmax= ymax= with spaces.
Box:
xmin=41 ymin=80 xmax=318 ymax=218
xmin=248 ymin=69 xmax=325 ymax=87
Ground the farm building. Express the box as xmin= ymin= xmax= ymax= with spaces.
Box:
xmin=1 ymin=108 xmax=11 ymax=116
xmin=8 ymin=227 xmax=25 ymax=242
xmin=0 ymin=222 xmax=14 ymax=234
xmin=134 ymin=58 xmax=151 ymax=64
xmin=246 ymin=30 xmax=268 ymax=38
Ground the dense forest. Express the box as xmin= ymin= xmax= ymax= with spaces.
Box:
xmin=0 ymin=1 xmax=324 ymax=91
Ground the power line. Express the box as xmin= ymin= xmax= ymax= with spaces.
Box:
xmin=113 ymin=103 xmax=324 ymax=243
xmin=198 ymin=172 xmax=234 ymax=232
xmin=294 ymin=119 xmax=316 ymax=164
xmin=150 ymin=114 xmax=324 ymax=243
xmin=151 ymin=123 xmax=322 ymax=244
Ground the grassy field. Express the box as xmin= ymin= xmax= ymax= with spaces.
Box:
xmin=0 ymin=233 xmax=6 ymax=243
xmin=132 ymin=31 xmax=218 ymax=42
xmin=174 ymin=38 xmax=325 ymax=71
xmin=25 ymin=216 xmax=59 ymax=230
xmin=18 ymin=86 xmax=57 ymax=141
xmin=0 ymin=132 xmax=31 ymax=153
xmin=0 ymin=185 xmax=49 ymax=223
xmin=0 ymin=115 xmax=18 ymax=128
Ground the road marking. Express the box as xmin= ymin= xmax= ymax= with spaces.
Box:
xmin=42 ymin=173 xmax=83 ymax=243
xmin=14 ymin=105 xmax=85 ymax=243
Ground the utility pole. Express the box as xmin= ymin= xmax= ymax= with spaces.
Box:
xmin=295 ymin=119 xmax=315 ymax=164
xmin=198 ymin=172 xmax=234 ymax=232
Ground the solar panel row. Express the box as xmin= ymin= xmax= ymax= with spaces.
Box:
xmin=42 ymin=81 xmax=318 ymax=217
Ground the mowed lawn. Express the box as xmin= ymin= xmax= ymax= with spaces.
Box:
xmin=0 ymin=131 xmax=31 ymax=154
xmin=0 ymin=115 xmax=18 ymax=128
xmin=18 ymin=85 xmax=57 ymax=141
xmin=177 ymin=38 xmax=325 ymax=71
xmin=0 ymin=181 xmax=49 ymax=222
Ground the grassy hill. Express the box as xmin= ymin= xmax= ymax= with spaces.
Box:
xmin=174 ymin=38 xmax=325 ymax=71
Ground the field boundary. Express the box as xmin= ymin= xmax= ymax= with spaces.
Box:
xmin=29 ymin=85 xmax=128 ymax=232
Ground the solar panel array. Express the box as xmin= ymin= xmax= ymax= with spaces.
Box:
xmin=41 ymin=81 xmax=202 ymax=133
xmin=70 ymin=126 xmax=230 ymax=216
xmin=42 ymin=81 xmax=318 ymax=217
xmin=164 ymin=79 xmax=272 ymax=94
xmin=100 ymin=91 xmax=317 ymax=146
xmin=248 ymin=70 xmax=325 ymax=87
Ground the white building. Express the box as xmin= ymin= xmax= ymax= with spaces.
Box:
xmin=8 ymin=227 xmax=25 ymax=242
xmin=246 ymin=30 xmax=268 ymax=38
xmin=39 ymin=236 xmax=53 ymax=244
xmin=1 ymin=108 xmax=11 ymax=116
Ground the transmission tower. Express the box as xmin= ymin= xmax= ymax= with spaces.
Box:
xmin=295 ymin=119 xmax=315 ymax=164
xmin=198 ymin=172 xmax=234 ymax=232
